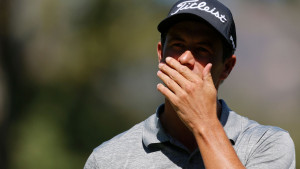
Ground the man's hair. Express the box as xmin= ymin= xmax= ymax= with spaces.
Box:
xmin=160 ymin=28 xmax=233 ymax=62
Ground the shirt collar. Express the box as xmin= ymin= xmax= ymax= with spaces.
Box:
xmin=219 ymin=99 xmax=243 ymax=145
xmin=142 ymin=104 xmax=170 ymax=148
xmin=142 ymin=100 xmax=243 ymax=147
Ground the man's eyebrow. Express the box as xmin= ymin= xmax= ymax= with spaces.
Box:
xmin=167 ymin=33 xmax=215 ymax=48
xmin=196 ymin=41 xmax=214 ymax=48
xmin=168 ymin=35 xmax=185 ymax=42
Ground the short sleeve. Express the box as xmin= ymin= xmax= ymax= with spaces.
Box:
xmin=245 ymin=130 xmax=295 ymax=169
xmin=84 ymin=152 xmax=99 ymax=169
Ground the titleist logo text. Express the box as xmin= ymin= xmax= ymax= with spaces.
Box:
xmin=171 ymin=0 xmax=227 ymax=23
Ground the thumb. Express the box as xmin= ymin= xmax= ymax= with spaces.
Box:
xmin=203 ymin=63 xmax=213 ymax=83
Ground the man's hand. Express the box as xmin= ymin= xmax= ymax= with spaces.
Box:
xmin=157 ymin=57 xmax=245 ymax=169
xmin=157 ymin=57 xmax=218 ymax=133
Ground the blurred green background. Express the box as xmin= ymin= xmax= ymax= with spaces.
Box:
xmin=0 ymin=0 xmax=299 ymax=168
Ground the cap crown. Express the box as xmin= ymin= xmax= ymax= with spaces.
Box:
xmin=158 ymin=0 xmax=236 ymax=53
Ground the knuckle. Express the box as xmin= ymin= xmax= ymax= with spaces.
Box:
xmin=166 ymin=80 xmax=171 ymax=87
xmin=180 ymin=66 xmax=188 ymax=73
xmin=173 ymin=97 xmax=181 ymax=105
xmin=193 ymin=78 xmax=201 ymax=85
xmin=185 ymin=87 xmax=192 ymax=94
xmin=184 ymin=83 xmax=195 ymax=94
xmin=177 ymin=92 xmax=187 ymax=102
xmin=168 ymin=73 xmax=174 ymax=80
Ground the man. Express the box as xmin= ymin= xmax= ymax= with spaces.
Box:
xmin=84 ymin=0 xmax=295 ymax=168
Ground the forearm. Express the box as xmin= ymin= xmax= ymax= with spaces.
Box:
xmin=193 ymin=120 xmax=245 ymax=169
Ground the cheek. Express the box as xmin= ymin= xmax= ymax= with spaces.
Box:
xmin=193 ymin=62 xmax=205 ymax=74
xmin=162 ymin=50 xmax=182 ymax=62
xmin=211 ymin=64 xmax=225 ymax=84
xmin=195 ymin=57 xmax=211 ymax=67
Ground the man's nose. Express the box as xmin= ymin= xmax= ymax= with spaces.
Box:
xmin=178 ymin=50 xmax=195 ymax=69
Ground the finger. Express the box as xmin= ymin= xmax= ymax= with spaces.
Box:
xmin=157 ymin=83 xmax=177 ymax=102
xmin=158 ymin=63 xmax=187 ymax=88
xmin=203 ymin=63 xmax=214 ymax=84
xmin=165 ymin=57 xmax=199 ymax=82
xmin=157 ymin=70 xmax=182 ymax=94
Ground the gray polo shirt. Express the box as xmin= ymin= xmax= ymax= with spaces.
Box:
xmin=84 ymin=100 xmax=295 ymax=169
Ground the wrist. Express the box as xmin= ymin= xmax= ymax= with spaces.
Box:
xmin=192 ymin=119 xmax=223 ymax=141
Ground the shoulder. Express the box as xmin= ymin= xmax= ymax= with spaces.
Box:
xmin=97 ymin=121 xmax=144 ymax=149
xmin=227 ymin=110 xmax=293 ymax=146
xmin=94 ymin=121 xmax=144 ymax=155
xmin=242 ymin=121 xmax=295 ymax=156
xmin=84 ymin=121 xmax=145 ymax=169
xmin=234 ymin=113 xmax=295 ymax=169
xmin=235 ymin=113 xmax=294 ymax=150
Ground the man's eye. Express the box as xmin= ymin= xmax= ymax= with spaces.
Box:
xmin=196 ymin=47 xmax=209 ymax=53
xmin=172 ymin=43 xmax=184 ymax=48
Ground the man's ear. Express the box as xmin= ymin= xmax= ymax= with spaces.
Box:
xmin=157 ymin=42 xmax=163 ymax=63
xmin=220 ymin=55 xmax=236 ymax=81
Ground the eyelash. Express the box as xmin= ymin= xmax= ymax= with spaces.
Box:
xmin=196 ymin=47 xmax=208 ymax=52
xmin=170 ymin=43 xmax=210 ymax=54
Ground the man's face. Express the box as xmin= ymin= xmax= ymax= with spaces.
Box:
xmin=157 ymin=20 xmax=235 ymax=89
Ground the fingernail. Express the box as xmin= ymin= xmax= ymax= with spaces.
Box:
xmin=166 ymin=57 xmax=171 ymax=62
xmin=157 ymin=83 xmax=161 ymax=89
xmin=158 ymin=63 xmax=163 ymax=68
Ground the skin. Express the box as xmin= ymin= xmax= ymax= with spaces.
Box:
xmin=156 ymin=21 xmax=245 ymax=169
